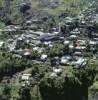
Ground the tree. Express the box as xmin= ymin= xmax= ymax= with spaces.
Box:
xmin=31 ymin=63 xmax=51 ymax=81
xmin=18 ymin=86 xmax=31 ymax=100
xmin=39 ymin=63 xmax=96 ymax=100
xmin=2 ymin=85 xmax=11 ymax=100
xmin=47 ymin=43 xmax=65 ymax=57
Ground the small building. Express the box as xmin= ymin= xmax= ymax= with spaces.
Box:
xmin=53 ymin=68 xmax=62 ymax=75
xmin=33 ymin=47 xmax=39 ymax=51
xmin=24 ymin=51 xmax=31 ymax=56
xmin=50 ymin=72 xmax=57 ymax=78
xmin=69 ymin=44 xmax=74 ymax=49
xmin=40 ymin=54 xmax=48 ymax=61
xmin=71 ymin=58 xmax=87 ymax=67
xmin=20 ymin=74 xmax=32 ymax=86
xmin=0 ymin=41 xmax=4 ymax=47
xmin=64 ymin=40 xmax=70 ymax=45
xmin=89 ymin=41 xmax=97 ymax=46
xmin=65 ymin=17 xmax=73 ymax=24
xmin=70 ymin=28 xmax=80 ymax=35
xmin=69 ymin=35 xmax=77 ymax=39
xmin=60 ymin=58 xmax=68 ymax=65
xmin=73 ymin=51 xmax=82 ymax=56
xmin=74 ymin=46 xmax=86 ymax=52
xmin=76 ymin=40 xmax=86 ymax=46
xmin=60 ymin=56 xmax=71 ymax=65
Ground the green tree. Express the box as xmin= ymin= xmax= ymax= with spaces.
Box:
xmin=39 ymin=64 xmax=96 ymax=100
xmin=2 ymin=85 xmax=11 ymax=100
xmin=18 ymin=86 xmax=31 ymax=100
xmin=47 ymin=43 xmax=65 ymax=57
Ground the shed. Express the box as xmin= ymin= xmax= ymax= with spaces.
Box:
xmin=21 ymin=74 xmax=32 ymax=81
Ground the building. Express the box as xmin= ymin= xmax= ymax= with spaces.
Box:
xmin=20 ymin=74 xmax=32 ymax=86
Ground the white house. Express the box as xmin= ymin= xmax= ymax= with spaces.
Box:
xmin=60 ymin=58 xmax=68 ymax=65
xmin=50 ymin=72 xmax=58 ymax=78
xmin=53 ymin=68 xmax=63 ymax=75
xmin=64 ymin=40 xmax=70 ymax=45
xmin=71 ymin=58 xmax=87 ymax=66
xmin=21 ymin=74 xmax=32 ymax=86
xmin=89 ymin=41 xmax=97 ymax=45
xmin=0 ymin=41 xmax=4 ymax=47
xmin=24 ymin=51 xmax=31 ymax=56
xmin=60 ymin=55 xmax=71 ymax=65
xmin=40 ymin=54 xmax=48 ymax=61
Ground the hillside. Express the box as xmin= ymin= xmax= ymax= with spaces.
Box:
xmin=0 ymin=0 xmax=93 ymax=26
xmin=0 ymin=0 xmax=98 ymax=100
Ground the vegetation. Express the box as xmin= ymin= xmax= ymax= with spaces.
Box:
xmin=47 ymin=43 xmax=66 ymax=57
xmin=18 ymin=86 xmax=31 ymax=100
xmin=0 ymin=0 xmax=93 ymax=27
xmin=39 ymin=64 xmax=96 ymax=100
xmin=0 ymin=56 xmax=96 ymax=100
xmin=0 ymin=52 xmax=32 ymax=80
xmin=0 ymin=0 xmax=97 ymax=100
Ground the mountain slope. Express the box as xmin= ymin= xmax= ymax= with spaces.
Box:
xmin=0 ymin=0 xmax=93 ymax=26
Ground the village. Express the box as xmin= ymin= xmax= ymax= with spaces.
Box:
xmin=0 ymin=0 xmax=97 ymax=84
xmin=0 ymin=0 xmax=98 ymax=100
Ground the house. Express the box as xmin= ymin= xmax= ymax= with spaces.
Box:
xmin=32 ymin=19 xmax=43 ymax=24
xmin=1 ymin=28 xmax=16 ymax=34
xmin=24 ymin=51 xmax=31 ymax=56
xmin=26 ymin=20 xmax=32 ymax=26
xmin=33 ymin=31 xmax=45 ymax=36
xmin=89 ymin=41 xmax=97 ymax=51
xmin=76 ymin=40 xmax=87 ymax=46
xmin=33 ymin=47 xmax=39 ymax=51
xmin=21 ymin=74 xmax=31 ymax=81
xmin=15 ymin=49 xmax=24 ymax=54
xmin=8 ymin=44 xmax=16 ymax=51
xmin=70 ymin=28 xmax=80 ymax=35
xmin=43 ymin=41 xmax=52 ymax=45
xmin=69 ymin=43 xmax=74 ymax=49
xmin=0 ymin=41 xmax=4 ymax=47
xmin=39 ymin=34 xmax=64 ymax=42
xmin=20 ymin=74 xmax=32 ymax=86
xmin=53 ymin=31 xmax=59 ymax=34
xmin=16 ymin=37 xmax=24 ymax=44
xmin=75 ymin=58 xmax=86 ymax=65
xmin=70 ymin=35 xmax=77 ymax=38
xmin=6 ymin=40 xmax=16 ymax=51
xmin=71 ymin=58 xmax=87 ymax=67
xmin=14 ymin=54 xmax=22 ymax=58
xmin=38 ymin=48 xmax=45 ymax=53
xmin=89 ymin=41 xmax=97 ymax=45
xmin=65 ymin=17 xmax=73 ymax=24
xmin=53 ymin=68 xmax=62 ymax=75
xmin=40 ymin=54 xmax=48 ymax=61
xmin=49 ymin=44 xmax=53 ymax=47
xmin=64 ymin=40 xmax=70 ymax=45
xmin=50 ymin=72 xmax=58 ymax=78
xmin=74 ymin=46 xmax=86 ymax=52
xmin=73 ymin=51 xmax=82 ymax=56
xmin=60 ymin=58 xmax=68 ymax=65
xmin=14 ymin=26 xmax=21 ymax=30
xmin=33 ymin=47 xmax=45 ymax=54
xmin=60 ymin=55 xmax=71 ymax=65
